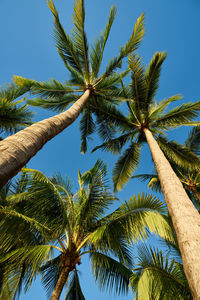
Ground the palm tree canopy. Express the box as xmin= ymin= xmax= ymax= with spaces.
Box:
xmin=0 ymin=83 xmax=33 ymax=137
xmin=13 ymin=0 xmax=145 ymax=153
xmin=92 ymin=52 xmax=200 ymax=191
xmin=0 ymin=161 xmax=173 ymax=298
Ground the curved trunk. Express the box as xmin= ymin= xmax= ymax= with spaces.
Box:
xmin=144 ymin=128 xmax=200 ymax=299
xmin=51 ymin=266 xmax=70 ymax=300
xmin=0 ymin=89 xmax=90 ymax=188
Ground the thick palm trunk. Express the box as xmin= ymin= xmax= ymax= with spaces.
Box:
xmin=144 ymin=128 xmax=200 ymax=299
xmin=51 ymin=266 xmax=70 ymax=300
xmin=0 ymin=89 xmax=90 ymax=189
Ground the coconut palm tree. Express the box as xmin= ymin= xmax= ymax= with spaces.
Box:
xmin=92 ymin=52 xmax=200 ymax=298
xmin=0 ymin=161 xmax=172 ymax=299
xmin=132 ymin=126 xmax=200 ymax=209
xmin=0 ymin=0 xmax=145 ymax=188
xmin=0 ymin=83 xmax=33 ymax=137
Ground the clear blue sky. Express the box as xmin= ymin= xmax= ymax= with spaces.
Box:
xmin=1 ymin=0 xmax=200 ymax=299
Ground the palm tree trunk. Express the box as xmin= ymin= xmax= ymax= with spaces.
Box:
xmin=0 ymin=89 xmax=90 ymax=189
xmin=144 ymin=128 xmax=200 ymax=299
xmin=51 ymin=266 xmax=70 ymax=300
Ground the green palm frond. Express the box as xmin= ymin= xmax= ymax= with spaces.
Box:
xmin=0 ymin=83 xmax=33 ymax=135
xmin=40 ymin=256 xmax=62 ymax=297
xmin=1 ymin=245 xmax=53 ymax=291
xmin=131 ymin=174 xmax=161 ymax=193
xmin=113 ymin=143 xmax=141 ymax=191
xmin=185 ymin=126 xmax=200 ymax=156
xmin=148 ymin=95 xmax=183 ymax=122
xmin=90 ymin=6 xmax=117 ymax=79
xmin=72 ymin=0 xmax=89 ymax=79
xmin=47 ymin=0 xmax=83 ymax=74
xmin=75 ymin=160 xmax=114 ymax=230
xmin=103 ymin=13 xmax=144 ymax=78
xmin=92 ymin=132 xmax=134 ymax=154
xmin=17 ymin=168 xmax=69 ymax=233
xmin=91 ymin=252 xmax=132 ymax=295
xmin=65 ymin=269 xmax=85 ymax=300
xmin=153 ymin=101 xmax=200 ymax=129
xmin=80 ymin=106 xmax=96 ymax=153
xmin=156 ymin=136 xmax=200 ymax=170
xmin=145 ymin=52 xmax=167 ymax=112
xmin=90 ymin=193 xmax=174 ymax=250
xmin=130 ymin=245 xmax=192 ymax=300
xmin=128 ymin=54 xmax=146 ymax=116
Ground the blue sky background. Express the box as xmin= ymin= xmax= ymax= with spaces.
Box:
xmin=1 ymin=0 xmax=200 ymax=299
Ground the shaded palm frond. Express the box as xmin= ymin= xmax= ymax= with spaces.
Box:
xmin=80 ymin=106 xmax=96 ymax=153
xmin=157 ymin=136 xmax=200 ymax=170
xmin=65 ymin=269 xmax=85 ymax=300
xmin=40 ymin=255 xmax=62 ymax=297
xmin=131 ymin=174 xmax=161 ymax=193
xmin=91 ymin=252 xmax=132 ymax=295
xmin=113 ymin=143 xmax=141 ymax=191
xmin=185 ymin=126 xmax=200 ymax=156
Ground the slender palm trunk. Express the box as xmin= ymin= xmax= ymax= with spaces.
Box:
xmin=51 ymin=266 xmax=70 ymax=300
xmin=0 ymin=89 xmax=90 ymax=188
xmin=144 ymin=128 xmax=200 ymax=299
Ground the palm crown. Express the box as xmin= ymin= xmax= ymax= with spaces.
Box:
xmin=14 ymin=0 xmax=144 ymax=153
xmin=93 ymin=52 xmax=200 ymax=191
xmin=0 ymin=161 xmax=172 ymax=299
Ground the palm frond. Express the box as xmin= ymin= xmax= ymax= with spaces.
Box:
xmin=40 ymin=255 xmax=62 ymax=297
xmin=65 ymin=269 xmax=85 ymax=300
xmin=157 ymin=136 xmax=200 ymax=170
xmin=131 ymin=174 xmax=161 ymax=193
xmin=47 ymin=0 xmax=83 ymax=74
xmin=103 ymin=13 xmax=144 ymax=78
xmin=153 ymin=101 xmax=200 ymax=129
xmin=80 ymin=106 xmax=96 ymax=153
xmin=72 ymin=0 xmax=89 ymax=79
xmin=145 ymin=52 xmax=167 ymax=112
xmin=91 ymin=252 xmax=132 ymax=295
xmin=129 ymin=54 xmax=146 ymax=117
xmin=90 ymin=6 xmax=117 ymax=78
xmin=113 ymin=143 xmax=141 ymax=191
xmin=185 ymin=126 xmax=200 ymax=156
xmin=130 ymin=244 xmax=192 ymax=300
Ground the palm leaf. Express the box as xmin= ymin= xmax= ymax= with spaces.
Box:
xmin=185 ymin=126 xmax=200 ymax=156
xmin=145 ymin=52 xmax=167 ymax=112
xmin=80 ymin=106 xmax=96 ymax=153
xmin=131 ymin=244 xmax=192 ymax=300
xmin=103 ymin=13 xmax=145 ymax=78
xmin=72 ymin=0 xmax=89 ymax=79
xmin=157 ymin=136 xmax=200 ymax=170
xmin=90 ymin=6 xmax=117 ymax=79
xmin=65 ymin=269 xmax=85 ymax=300
xmin=47 ymin=0 xmax=83 ymax=74
xmin=113 ymin=142 xmax=141 ymax=191
xmin=153 ymin=101 xmax=200 ymax=129
xmin=91 ymin=252 xmax=132 ymax=295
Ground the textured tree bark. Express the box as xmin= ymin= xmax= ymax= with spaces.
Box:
xmin=144 ymin=128 xmax=200 ymax=300
xmin=0 ymin=89 xmax=90 ymax=188
xmin=51 ymin=266 xmax=70 ymax=300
